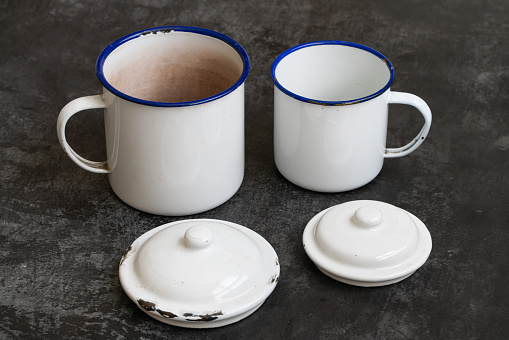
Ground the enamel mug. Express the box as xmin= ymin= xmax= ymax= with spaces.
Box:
xmin=272 ymin=41 xmax=432 ymax=192
xmin=57 ymin=26 xmax=250 ymax=215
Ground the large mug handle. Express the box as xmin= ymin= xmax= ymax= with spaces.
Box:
xmin=384 ymin=91 xmax=432 ymax=158
xmin=57 ymin=94 xmax=110 ymax=173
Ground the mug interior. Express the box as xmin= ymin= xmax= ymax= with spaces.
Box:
xmin=272 ymin=42 xmax=393 ymax=104
xmin=99 ymin=28 xmax=247 ymax=105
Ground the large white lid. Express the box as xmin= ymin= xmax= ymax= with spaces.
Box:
xmin=119 ymin=219 xmax=280 ymax=328
xmin=303 ymin=200 xmax=432 ymax=287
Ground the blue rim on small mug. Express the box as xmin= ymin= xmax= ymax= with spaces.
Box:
xmin=96 ymin=26 xmax=251 ymax=107
xmin=271 ymin=41 xmax=394 ymax=106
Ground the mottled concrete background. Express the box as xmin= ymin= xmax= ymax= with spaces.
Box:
xmin=1 ymin=0 xmax=508 ymax=339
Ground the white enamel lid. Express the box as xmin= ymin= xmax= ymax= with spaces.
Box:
xmin=303 ymin=200 xmax=432 ymax=287
xmin=119 ymin=219 xmax=280 ymax=328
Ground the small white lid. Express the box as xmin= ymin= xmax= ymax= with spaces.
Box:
xmin=119 ymin=219 xmax=280 ymax=328
xmin=303 ymin=200 xmax=432 ymax=287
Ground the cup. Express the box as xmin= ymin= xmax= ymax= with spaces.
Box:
xmin=271 ymin=41 xmax=432 ymax=192
xmin=57 ymin=26 xmax=250 ymax=215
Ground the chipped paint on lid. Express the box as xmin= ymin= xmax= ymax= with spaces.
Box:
xmin=119 ymin=219 xmax=279 ymax=328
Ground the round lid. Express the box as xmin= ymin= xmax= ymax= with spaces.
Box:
xmin=119 ymin=219 xmax=280 ymax=328
xmin=303 ymin=200 xmax=432 ymax=287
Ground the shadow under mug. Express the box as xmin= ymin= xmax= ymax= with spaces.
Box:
xmin=272 ymin=41 xmax=432 ymax=192
xmin=57 ymin=26 xmax=250 ymax=215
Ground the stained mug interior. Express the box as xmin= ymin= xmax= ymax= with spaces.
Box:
xmin=57 ymin=26 xmax=250 ymax=215
xmin=98 ymin=27 xmax=246 ymax=104
xmin=272 ymin=41 xmax=431 ymax=192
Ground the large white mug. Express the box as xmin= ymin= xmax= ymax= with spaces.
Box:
xmin=272 ymin=41 xmax=432 ymax=192
xmin=57 ymin=26 xmax=250 ymax=215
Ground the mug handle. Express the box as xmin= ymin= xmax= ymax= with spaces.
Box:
xmin=57 ymin=94 xmax=110 ymax=173
xmin=384 ymin=91 xmax=432 ymax=158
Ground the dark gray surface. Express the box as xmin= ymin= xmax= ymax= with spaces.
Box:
xmin=1 ymin=0 xmax=508 ymax=339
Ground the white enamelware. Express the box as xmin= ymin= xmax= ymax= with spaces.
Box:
xmin=119 ymin=219 xmax=280 ymax=328
xmin=57 ymin=26 xmax=250 ymax=215
xmin=303 ymin=200 xmax=432 ymax=287
xmin=272 ymin=41 xmax=432 ymax=192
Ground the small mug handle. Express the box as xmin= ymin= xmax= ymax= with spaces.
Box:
xmin=384 ymin=91 xmax=432 ymax=158
xmin=57 ymin=94 xmax=110 ymax=173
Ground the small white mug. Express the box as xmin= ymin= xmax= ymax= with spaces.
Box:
xmin=57 ymin=26 xmax=250 ymax=215
xmin=272 ymin=41 xmax=432 ymax=192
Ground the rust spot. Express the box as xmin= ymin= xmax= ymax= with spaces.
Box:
xmin=141 ymin=29 xmax=159 ymax=36
xmin=142 ymin=29 xmax=172 ymax=36
xmin=269 ymin=274 xmax=279 ymax=284
xmin=157 ymin=309 xmax=177 ymax=319
xmin=120 ymin=245 xmax=132 ymax=266
xmin=183 ymin=311 xmax=223 ymax=322
xmin=137 ymin=299 xmax=156 ymax=311
xmin=275 ymin=258 xmax=279 ymax=266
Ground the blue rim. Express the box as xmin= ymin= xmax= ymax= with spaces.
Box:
xmin=271 ymin=41 xmax=394 ymax=105
xmin=96 ymin=26 xmax=250 ymax=107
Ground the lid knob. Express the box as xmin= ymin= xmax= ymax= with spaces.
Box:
xmin=353 ymin=206 xmax=383 ymax=228
xmin=184 ymin=225 xmax=214 ymax=248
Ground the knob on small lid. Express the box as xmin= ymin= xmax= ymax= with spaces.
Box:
xmin=353 ymin=206 xmax=383 ymax=228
